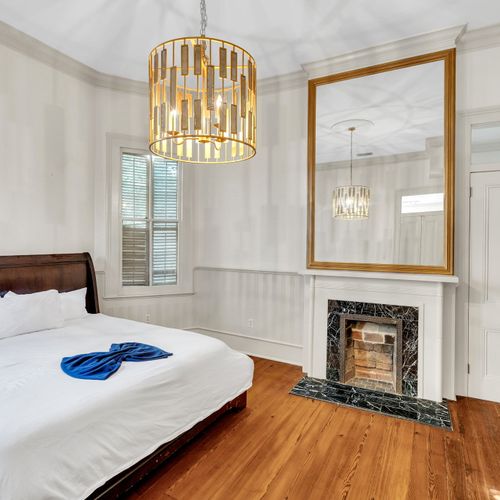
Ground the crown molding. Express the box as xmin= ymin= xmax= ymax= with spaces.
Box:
xmin=302 ymin=25 xmax=466 ymax=79
xmin=0 ymin=19 xmax=148 ymax=95
xmin=3 ymin=16 xmax=500 ymax=98
xmin=458 ymin=22 xmax=500 ymax=53
xmin=92 ymin=73 xmax=148 ymax=94
xmin=0 ymin=17 xmax=305 ymax=97
xmin=258 ymin=70 xmax=308 ymax=95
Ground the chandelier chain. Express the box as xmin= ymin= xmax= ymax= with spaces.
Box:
xmin=349 ymin=127 xmax=354 ymax=186
xmin=200 ymin=0 xmax=208 ymax=37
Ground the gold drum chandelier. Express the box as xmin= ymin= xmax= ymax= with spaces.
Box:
xmin=148 ymin=0 xmax=257 ymax=163
xmin=333 ymin=126 xmax=370 ymax=219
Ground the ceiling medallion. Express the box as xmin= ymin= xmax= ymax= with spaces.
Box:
xmin=148 ymin=0 xmax=257 ymax=164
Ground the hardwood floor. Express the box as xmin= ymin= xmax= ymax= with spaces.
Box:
xmin=129 ymin=357 xmax=500 ymax=500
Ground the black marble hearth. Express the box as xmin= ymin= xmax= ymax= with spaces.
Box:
xmin=328 ymin=300 xmax=419 ymax=397
xmin=290 ymin=377 xmax=452 ymax=430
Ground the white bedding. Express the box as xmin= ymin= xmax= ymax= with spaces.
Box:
xmin=0 ymin=314 xmax=253 ymax=500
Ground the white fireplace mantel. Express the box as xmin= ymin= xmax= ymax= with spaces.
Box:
xmin=301 ymin=269 xmax=459 ymax=283
xmin=301 ymin=271 xmax=459 ymax=402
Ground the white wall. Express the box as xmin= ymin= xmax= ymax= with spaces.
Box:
xmin=0 ymin=43 xmax=95 ymax=254
xmin=193 ymin=85 xmax=308 ymax=272
xmin=2 ymin=25 xmax=500 ymax=386
xmin=93 ymin=86 xmax=149 ymax=272
xmin=457 ymin=45 xmax=500 ymax=111
xmin=186 ymin=84 xmax=307 ymax=363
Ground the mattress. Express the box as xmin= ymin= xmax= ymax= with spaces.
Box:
xmin=0 ymin=314 xmax=253 ymax=500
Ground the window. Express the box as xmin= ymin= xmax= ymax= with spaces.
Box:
xmin=121 ymin=151 xmax=179 ymax=287
xmin=401 ymin=192 xmax=444 ymax=214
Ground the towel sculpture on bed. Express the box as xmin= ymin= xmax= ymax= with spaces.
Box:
xmin=61 ymin=342 xmax=173 ymax=380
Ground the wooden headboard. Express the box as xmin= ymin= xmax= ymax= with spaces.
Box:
xmin=0 ymin=252 xmax=99 ymax=313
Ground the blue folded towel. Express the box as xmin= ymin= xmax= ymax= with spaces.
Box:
xmin=61 ymin=342 xmax=173 ymax=380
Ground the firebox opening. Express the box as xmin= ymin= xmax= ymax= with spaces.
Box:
xmin=344 ymin=319 xmax=398 ymax=394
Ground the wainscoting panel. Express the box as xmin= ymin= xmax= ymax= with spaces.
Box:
xmin=193 ymin=268 xmax=304 ymax=365
xmin=95 ymin=269 xmax=303 ymax=365
xmin=96 ymin=272 xmax=195 ymax=330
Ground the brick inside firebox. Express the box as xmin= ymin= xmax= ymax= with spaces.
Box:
xmin=345 ymin=321 xmax=397 ymax=392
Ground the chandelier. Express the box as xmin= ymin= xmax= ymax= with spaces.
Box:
xmin=148 ymin=0 xmax=257 ymax=164
xmin=333 ymin=126 xmax=370 ymax=219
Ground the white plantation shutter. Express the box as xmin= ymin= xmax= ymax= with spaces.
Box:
xmin=121 ymin=151 xmax=179 ymax=287
xmin=152 ymin=157 xmax=178 ymax=285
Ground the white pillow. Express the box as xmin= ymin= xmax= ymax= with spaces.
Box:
xmin=0 ymin=289 xmax=63 ymax=339
xmin=60 ymin=288 xmax=88 ymax=321
xmin=5 ymin=288 xmax=89 ymax=321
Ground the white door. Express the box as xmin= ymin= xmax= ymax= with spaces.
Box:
xmin=397 ymin=213 xmax=444 ymax=265
xmin=468 ymin=170 xmax=500 ymax=402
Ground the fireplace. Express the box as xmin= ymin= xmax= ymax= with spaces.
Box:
xmin=292 ymin=281 xmax=453 ymax=427
xmin=339 ymin=314 xmax=402 ymax=394
xmin=303 ymin=273 xmax=456 ymax=403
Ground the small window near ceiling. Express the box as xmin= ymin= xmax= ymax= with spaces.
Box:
xmin=121 ymin=151 xmax=179 ymax=286
xmin=471 ymin=122 xmax=500 ymax=165
xmin=401 ymin=193 xmax=444 ymax=214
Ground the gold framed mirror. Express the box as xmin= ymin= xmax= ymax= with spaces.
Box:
xmin=307 ymin=49 xmax=455 ymax=274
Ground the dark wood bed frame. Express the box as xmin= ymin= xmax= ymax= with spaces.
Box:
xmin=0 ymin=252 xmax=247 ymax=499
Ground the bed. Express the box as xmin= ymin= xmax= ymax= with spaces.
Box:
xmin=0 ymin=253 xmax=253 ymax=500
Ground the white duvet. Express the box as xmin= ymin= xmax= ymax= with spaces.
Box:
xmin=0 ymin=314 xmax=253 ymax=500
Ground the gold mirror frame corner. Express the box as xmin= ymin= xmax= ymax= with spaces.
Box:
xmin=306 ymin=48 xmax=456 ymax=275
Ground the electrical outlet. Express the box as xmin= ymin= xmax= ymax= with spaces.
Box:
xmin=247 ymin=318 xmax=254 ymax=328
xmin=145 ymin=313 xmax=151 ymax=323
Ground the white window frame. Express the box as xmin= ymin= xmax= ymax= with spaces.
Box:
xmin=105 ymin=134 xmax=193 ymax=298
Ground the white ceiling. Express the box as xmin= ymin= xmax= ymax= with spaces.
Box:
xmin=0 ymin=0 xmax=500 ymax=81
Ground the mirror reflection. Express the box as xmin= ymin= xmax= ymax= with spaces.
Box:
xmin=314 ymin=60 xmax=446 ymax=267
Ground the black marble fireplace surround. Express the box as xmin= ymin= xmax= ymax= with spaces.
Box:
xmin=327 ymin=299 xmax=419 ymax=397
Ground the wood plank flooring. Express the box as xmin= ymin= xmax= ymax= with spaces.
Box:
xmin=129 ymin=357 xmax=500 ymax=500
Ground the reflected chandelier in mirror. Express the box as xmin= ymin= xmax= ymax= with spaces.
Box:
xmin=332 ymin=122 xmax=372 ymax=220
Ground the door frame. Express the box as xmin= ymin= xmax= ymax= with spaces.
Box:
xmin=455 ymin=106 xmax=500 ymax=396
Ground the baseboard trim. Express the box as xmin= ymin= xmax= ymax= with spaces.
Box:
xmin=186 ymin=326 xmax=303 ymax=366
